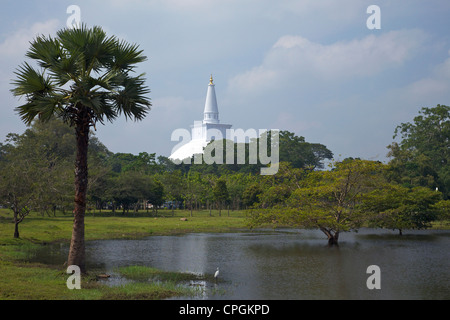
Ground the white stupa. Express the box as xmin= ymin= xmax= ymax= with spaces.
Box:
xmin=169 ymin=75 xmax=232 ymax=162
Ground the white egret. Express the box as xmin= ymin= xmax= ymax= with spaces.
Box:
xmin=214 ymin=267 xmax=219 ymax=279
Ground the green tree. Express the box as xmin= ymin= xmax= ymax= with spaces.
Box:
xmin=157 ymin=170 xmax=185 ymax=214
xmin=242 ymin=183 xmax=263 ymax=208
xmin=108 ymin=152 xmax=156 ymax=174
xmin=183 ymin=171 xmax=208 ymax=216
xmin=144 ymin=178 xmax=165 ymax=214
xmin=223 ymin=173 xmax=252 ymax=211
xmin=387 ymin=104 xmax=450 ymax=199
xmin=0 ymin=120 xmax=76 ymax=237
xmin=109 ymin=170 xmax=153 ymax=214
xmin=213 ymin=178 xmax=229 ymax=216
xmin=1 ymin=119 xmax=110 ymax=216
xmin=87 ymin=159 xmax=113 ymax=213
xmin=11 ymin=25 xmax=151 ymax=273
xmin=278 ymin=130 xmax=333 ymax=169
xmin=0 ymin=155 xmax=37 ymax=238
xmin=432 ymin=200 xmax=450 ymax=222
xmin=20 ymin=119 xmax=75 ymax=215
xmin=363 ymin=185 xmax=442 ymax=235
xmin=250 ymin=160 xmax=386 ymax=245
xmin=258 ymin=185 xmax=291 ymax=209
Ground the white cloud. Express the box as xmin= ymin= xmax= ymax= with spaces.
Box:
xmin=433 ymin=54 xmax=450 ymax=79
xmin=0 ymin=19 xmax=61 ymax=147
xmin=0 ymin=19 xmax=60 ymax=58
xmin=229 ymin=29 xmax=428 ymax=94
xmin=387 ymin=53 xmax=450 ymax=106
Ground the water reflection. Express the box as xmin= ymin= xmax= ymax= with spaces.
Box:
xmin=30 ymin=228 xmax=450 ymax=299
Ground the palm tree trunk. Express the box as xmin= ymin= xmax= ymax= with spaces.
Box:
xmin=67 ymin=118 xmax=89 ymax=274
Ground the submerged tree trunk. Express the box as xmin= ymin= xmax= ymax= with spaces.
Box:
xmin=320 ymin=227 xmax=339 ymax=246
xmin=327 ymin=233 xmax=339 ymax=246
xmin=67 ymin=117 xmax=89 ymax=274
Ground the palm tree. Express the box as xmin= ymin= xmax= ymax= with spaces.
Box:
xmin=11 ymin=25 xmax=151 ymax=273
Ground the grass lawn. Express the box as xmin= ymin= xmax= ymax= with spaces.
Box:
xmin=0 ymin=208 xmax=248 ymax=300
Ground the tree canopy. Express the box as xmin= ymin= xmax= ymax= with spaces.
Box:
xmin=249 ymin=160 xmax=387 ymax=245
xmin=387 ymin=104 xmax=449 ymax=199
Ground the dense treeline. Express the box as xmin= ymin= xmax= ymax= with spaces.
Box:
xmin=1 ymin=105 xmax=449 ymax=243
xmin=0 ymin=119 xmax=329 ymax=213
xmin=248 ymin=104 xmax=449 ymax=244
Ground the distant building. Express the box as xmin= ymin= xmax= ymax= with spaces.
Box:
xmin=169 ymin=75 xmax=232 ymax=161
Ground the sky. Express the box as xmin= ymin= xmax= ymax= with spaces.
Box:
xmin=1 ymin=0 xmax=450 ymax=163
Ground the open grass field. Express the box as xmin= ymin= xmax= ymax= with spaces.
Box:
xmin=0 ymin=208 xmax=248 ymax=300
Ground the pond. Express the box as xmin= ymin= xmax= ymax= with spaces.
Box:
xmin=31 ymin=228 xmax=450 ymax=299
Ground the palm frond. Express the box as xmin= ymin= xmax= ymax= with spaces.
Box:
xmin=112 ymin=73 xmax=151 ymax=121
xmin=11 ymin=62 xmax=54 ymax=97
xmin=15 ymin=94 xmax=66 ymax=125
xmin=110 ymin=40 xmax=147 ymax=72
xmin=49 ymin=51 xmax=84 ymax=86
xmin=25 ymin=35 xmax=62 ymax=69
xmin=57 ymin=24 xmax=116 ymax=77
